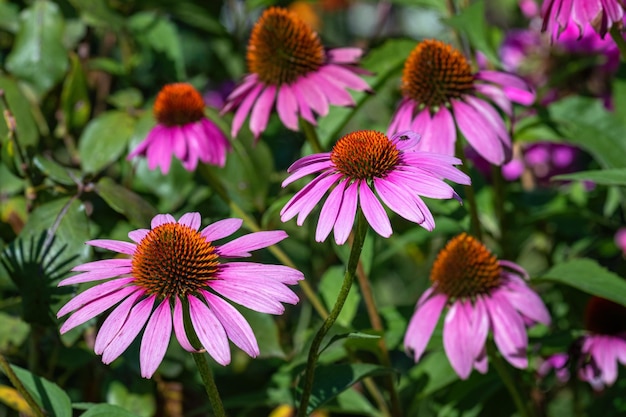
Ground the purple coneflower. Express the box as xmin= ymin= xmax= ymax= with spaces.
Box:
xmin=541 ymin=0 xmax=625 ymax=40
xmin=280 ymin=130 xmax=470 ymax=245
xmin=388 ymin=39 xmax=534 ymax=166
xmin=403 ymin=233 xmax=551 ymax=379
xmin=57 ymin=213 xmax=302 ymax=378
xmin=222 ymin=7 xmax=371 ymax=139
xmin=128 ymin=83 xmax=230 ymax=174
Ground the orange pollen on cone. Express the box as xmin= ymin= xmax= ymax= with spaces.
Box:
xmin=131 ymin=223 xmax=219 ymax=299
xmin=401 ymin=39 xmax=475 ymax=108
xmin=247 ymin=7 xmax=325 ymax=85
xmin=153 ymin=83 xmax=206 ymax=127
xmin=330 ymin=130 xmax=400 ymax=180
xmin=584 ymin=296 xmax=626 ymax=335
xmin=430 ymin=233 xmax=502 ymax=298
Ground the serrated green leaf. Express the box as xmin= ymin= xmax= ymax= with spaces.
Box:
xmin=5 ymin=0 xmax=69 ymax=99
xmin=94 ymin=177 xmax=157 ymax=228
xmin=5 ymin=364 xmax=72 ymax=417
xmin=319 ymin=266 xmax=361 ymax=327
xmin=80 ymin=404 xmax=140 ymax=417
xmin=552 ymin=169 xmax=626 ymax=186
xmin=538 ymin=258 xmax=626 ymax=307
xmin=0 ymin=75 xmax=39 ymax=147
xmin=78 ymin=111 xmax=135 ymax=174
xmin=299 ymin=363 xmax=394 ymax=415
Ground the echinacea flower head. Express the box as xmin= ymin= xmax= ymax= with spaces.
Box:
xmin=57 ymin=213 xmax=303 ymax=378
xmin=403 ymin=233 xmax=551 ymax=379
xmin=128 ymin=83 xmax=231 ymax=174
xmin=280 ymin=130 xmax=470 ymax=245
xmin=388 ymin=39 xmax=534 ymax=166
xmin=222 ymin=7 xmax=371 ymax=139
xmin=578 ymin=296 xmax=626 ymax=389
xmin=541 ymin=0 xmax=625 ymax=40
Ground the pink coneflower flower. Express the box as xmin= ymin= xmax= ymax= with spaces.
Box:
xmin=280 ymin=130 xmax=470 ymax=245
xmin=128 ymin=83 xmax=231 ymax=174
xmin=403 ymin=233 xmax=551 ymax=379
xmin=222 ymin=7 xmax=371 ymax=139
xmin=57 ymin=213 xmax=303 ymax=378
xmin=388 ymin=39 xmax=534 ymax=166
xmin=541 ymin=0 xmax=625 ymax=40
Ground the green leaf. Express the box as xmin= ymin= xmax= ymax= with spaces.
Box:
xmin=538 ymin=258 xmax=626 ymax=307
xmin=67 ymin=0 xmax=124 ymax=30
xmin=300 ymin=363 xmax=394 ymax=415
xmin=33 ymin=155 xmax=81 ymax=186
xmin=128 ymin=12 xmax=186 ymax=80
xmin=0 ymin=2 xmax=19 ymax=33
xmin=239 ymin=308 xmax=286 ymax=359
xmin=5 ymin=0 xmax=69 ymax=99
xmin=319 ymin=266 xmax=361 ymax=328
xmin=107 ymin=88 xmax=143 ymax=110
xmin=6 ymin=364 xmax=72 ymax=417
xmin=444 ymin=0 xmax=500 ymax=64
xmin=0 ymin=75 xmax=39 ymax=147
xmin=552 ymin=169 xmax=626 ymax=186
xmin=94 ymin=177 xmax=157 ymax=228
xmin=60 ymin=54 xmax=91 ymax=131
xmin=106 ymin=381 xmax=155 ymax=417
xmin=406 ymin=350 xmax=458 ymax=398
xmin=80 ymin=404 xmax=140 ymax=417
xmin=78 ymin=111 xmax=135 ymax=174
xmin=317 ymin=38 xmax=417 ymax=146
xmin=0 ymin=312 xmax=29 ymax=351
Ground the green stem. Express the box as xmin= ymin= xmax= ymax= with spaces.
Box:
xmin=296 ymin=210 xmax=369 ymax=417
xmin=610 ymin=25 xmax=626 ymax=61
xmin=0 ymin=353 xmax=45 ymax=417
xmin=455 ymin=140 xmax=483 ymax=240
xmin=192 ymin=353 xmax=227 ymax=417
xmin=198 ymin=164 xmax=329 ymax=319
xmin=300 ymin=118 xmax=324 ymax=154
xmin=488 ymin=342 xmax=533 ymax=417
xmin=490 ymin=165 xmax=508 ymax=258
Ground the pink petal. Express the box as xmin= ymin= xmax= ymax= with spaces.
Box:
xmin=208 ymin=281 xmax=289 ymax=314
xmin=217 ymin=230 xmax=288 ymax=258
xmin=403 ymin=292 xmax=447 ymax=362
xmin=59 ymin=267 xmax=132 ymax=286
xmin=452 ymin=99 xmax=505 ymax=165
xmin=250 ymin=85 xmax=276 ymax=138
xmin=291 ymin=81 xmax=316 ymax=125
xmin=188 ymin=295 xmax=230 ymax=365
xmin=57 ymin=277 xmax=134 ymax=317
xmin=485 ymin=291 xmax=528 ymax=369
xmin=173 ymin=297 xmax=201 ymax=352
xmin=87 ymin=239 xmax=136 ymax=255
xmin=281 ymin=160 xmax=334 ymax=187
xmin=178 ymin=212 xmax=201 ymax=230
xmin=276 ymin=84 xmax=299 ymax=131
xmin=286 ymin=152 xmax=332 ymax=173
xmin=502 ymin=280 xmax=551 ymax=325
xmin=443 ymin=300 xmax=475 ymax=379
xmin=280 ymin=172 xmax=341 ymax=223
xmin=231 ymin=83 xmax=264 ymax=138
xmin=426 ymin=106 xmax=456 ymax=156
xmin=327 ymin=47 xmax=363 ymax=63
xmin=140 ymin=299 xmax=172 ymax=378
xmin=319 ymin=65 xmax=371 ymax=92
xmin=94 ymin=290 xmax=144 ymax=355
xmin=72 ymin=258 xmax=131 ymax=271
xmin=315 ymin=179 xmax=346 ymax=243
xmin=128 ymin=229 xmax=150 ymax=243
xmin=373 ymin=178 xmax=424 ymax=224
xmin=151 ymin=214 xmax=176 ymax=229
xmin=218 ymin=262 xmax=304 ymax=285
xmin=358 ymin=181 xmax=392 ymax=238
xmin=298 ymin=76 xmax=330 ymax=117
xmin=388 ymin=99 xmax=416 ymax=137
xmin=333 ymin=181 xmax=359 ymax=245
xmin=201 ymin=218 xmax=243 ymax=242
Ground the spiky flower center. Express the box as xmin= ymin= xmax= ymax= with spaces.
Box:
xmin=584 ymin=296 xmax=626 ymax=335
xmin=430 ymin=233 xmax=502 ymax=298
xmin=132 ymin=223 xmax=219 ymax=299
xmin=153 ymin=83 xmax=205 ymax=127
xmin=247 ymin=7 xmax=325 ymax=85
xmin=401 ymin=39 xmax=475 ymax=108
xmin=330 ymin=130 xmax=400 ymax=180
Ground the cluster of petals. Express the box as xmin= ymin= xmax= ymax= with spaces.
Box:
xmin=541 ymin=0 xmax=625 ymax=40
xmin=388 ymin=66 xmax=534 ymax=166
xmin=57 ymin=213 xmax=303 ymax=378
xmin=404 ymin=260 xmax=551 ymax=379
xmin=280 ymin=131 xmax=470 ymax=245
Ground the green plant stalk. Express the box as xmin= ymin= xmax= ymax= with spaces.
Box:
xmin=490 ymin=164 xmax=509 ymax=258
xmin=296 ymin=210 xmax=368 ymax=417
xmin=488 ymin=342 xmax=533 ymax=417
xmin=0 ymin=353 xmax=45 ymax=417
xmin=300 ymin=118 xmax=325 ymax=153
xmin=456 ymin=139 xmax=483 ymax=240
xmin=192 ymin=353 xmax=227 ymax=417
xmin=610 ymin=25 xmax=626 ymax=61
xmin=198 ymin=164 xmax=329 ymax=319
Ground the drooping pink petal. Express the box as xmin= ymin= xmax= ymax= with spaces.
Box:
xmin=501 ymin=280 xmax=551 ymax=325
xmin=218 ymin=262 xmax=304 ymax=285
xmin=59 ymin=267 xmax=132 ymax=286
xmin=188 ymin=295 xmax=230 ymax=365
xmin=201 ymin=218 xmax=243 ymax=242
xmin=102 ymin=296 xmax=155 ymax=365
xmin=208 ymin=280 xmax=289 ymax=314
xmin=426 ymin=107 xmax=456 ymax=156
xmin=280 ymin=173 xmax=342 ymax=224
xmin=327 ymin=47 xmax=363 ymax=63
xmin=202 ymin=291 xmax=259 ymax=357
xmin=388 ymin=100 xmax=415 ymax=137
xmin=452 ymin=99 xmax=505 ymax=165
xmin=140 ymin=299 xmax=173 ymax=378
xmin=314 ymin=71 xmax=356 ymax=107
xmin=94 ymin=290 xmax=144 ymax=355
xmin=281 ymin=160 xmax=334 ymax=187
xmin=87 ymin=240 xmax=136 ymax=255
xmin=298 ymin=75 xmax=330 ymax=117
xmin=250 ymin=85 xmax=276 ymax=138
xmin=404 ymin=292 xmax=447 ymax=362
xmin=218 ymin=230 xmax=288 ymax=257
xmin=173 ymin=297 xmax=200 ymax=352
xmin=358 ymin=181 xmax=392 ymax=238
xmin=57 ymin=277 xmax=135 ymax=317
xmin=72 ymin=259 xmax=132 ymax=271
xmin=443 ymin=300 xmax=475 ymax=379
xmin=178 ymin=212 xmax=201 ymax=230
xmin=374 ymin=178 xmax=424 ymax=224
xmin=470 ymin=296 xmax=490 ymax=360
xmin=276 ymin=84 xmax=299 ymax=131
xmin=485 ymin=290 xmax=528 ymax=369
xmin=315 ymin=179 xmax=346 ymax=243
xmin=231 ymin=83 xmax=264 ymax=138
xmin=319 ymin=65 xmax=371 ymax=92
xmin=286 ymin=152 xmax=332 ymax=173
xmin=333 ymin=181 xmax=359 ymax=245
xmin=291 ymin=82 xmax=316 ymax=125
xmin=210 ymin=275 xmax=300 ymax=305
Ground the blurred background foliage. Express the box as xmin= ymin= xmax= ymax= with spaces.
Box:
xmin=1 ymin=0 xmax=626 ymax=416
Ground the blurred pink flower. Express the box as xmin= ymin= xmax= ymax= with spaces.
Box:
xmin=537 ymin=352 xmax=571 ymax=382
xmin=222 ymin=7 xmax=371 ymax=140
xmin=57 ymin=213 xmax=303 ymax=378
xmin=128 ymin=83 xmax=230 ymax=174
xmin=541 ymin=0 xmax=625 ymax=40
xmin=615 ymin=228 xmax=626 ymax=254
xmin=388 ymin=39 xmax=534 ymax=166
xmin=280 ymin=130 xmax=470 ymax=244
xmin=404 ymin=233 xmax=551 ymax=379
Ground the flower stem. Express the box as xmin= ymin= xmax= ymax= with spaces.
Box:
xmin=455 ymin=140 xmax=483 ymax=241
xmin=610 ymin=25 xmax=626 ymax=61
xmin=0 ymin=353 xmax=45 ymax=417
xmin=488 ymin=342 xmax=533 ymax=417
xmin=355 ymin=261 xmax=402 ymax=417
xmin=192 ymin=353 xmax=227 ymax=417
xmin=198 ymin=164 xmax=329 ymax=319
xmin=300 ymin=118 xmax=325 ymax=153
xmin=296 ymin=210 xmax=369 ymax=417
